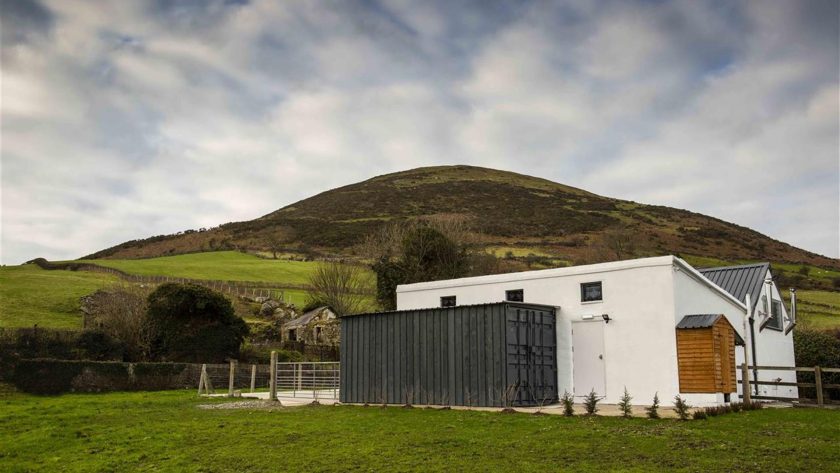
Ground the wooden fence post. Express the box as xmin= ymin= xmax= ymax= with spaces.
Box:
xmin=815 ymin=366 xmax=824 ymax=407
xmin=198 ymin=364 xmax=207 ymax=395
xmin=228 ymin=360 xmax=236 ymax=397
xmin=269 ymin=351 xmax=278 ymax=401
xmin=250 ymin=364 xmax=257 ymax=393
xmin=741 ymin=362 xmax=751 ymax=403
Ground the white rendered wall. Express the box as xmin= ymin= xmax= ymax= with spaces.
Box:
xmin=397 ymin=256 xmax=688 ymax=405
xmin=749 ymin=270 xmax=798 ymax=399
xmin=672 ymin=267 xmax=747 ymax=406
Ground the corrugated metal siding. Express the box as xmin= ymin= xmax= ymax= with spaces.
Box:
xmin=699 ymin=263 xmax=769 ymax=311
xmin=340 ymin=303 xmax=557 ymax=407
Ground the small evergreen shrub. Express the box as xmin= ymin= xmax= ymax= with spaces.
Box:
xmin=618 ymin=386 xmax=633 ymax=418
xmin=692 ymin=410 xmax=707 ymax=420
xmin=583 ymin=389 xmax=600 ymax=415
xmin=673 ymin=395 xmax=691 ymax=421
xmin=646 ymin=392 xmax=660 ymax=419
xmin=560 ymin=391 xmax=575 ymax=416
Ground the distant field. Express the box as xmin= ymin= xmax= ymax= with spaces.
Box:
xmin=0 ymin=265 xmax=119 ymax=329
xmin=788 ymin=290 xmax=840 ymax=330
xmin=78 ymin=251 xmax=374 ymax=285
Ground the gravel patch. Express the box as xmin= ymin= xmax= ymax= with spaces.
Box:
xmin=197 ymin=400 xmax=283 ymax=410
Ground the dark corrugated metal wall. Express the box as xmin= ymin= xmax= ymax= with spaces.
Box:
xmin=340 ymin=303 xmax=557 ymax=407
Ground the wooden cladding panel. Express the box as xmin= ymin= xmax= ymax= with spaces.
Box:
xmin=676 ymin=317 xmax=738 ymax=394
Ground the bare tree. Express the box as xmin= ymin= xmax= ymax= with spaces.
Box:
xmin=602 ymin=225 xmax=638 ymax=260
xmin=267 ymin=234 xmax=284 ymax=259
xmin=85 ymin=284 xmax=154 ymax=360
xmin=305 ymin=261 xmax=367 ymax=316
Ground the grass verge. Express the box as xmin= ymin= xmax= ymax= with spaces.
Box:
xmin=0 ymin=390 xmax=838 ymax=472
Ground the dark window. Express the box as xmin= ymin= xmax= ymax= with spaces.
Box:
xmin=506 ymin=289 xmax=524 ymax=302
xmin=288 ymin=329 xmax=297 ymax=341
xmin=315 ymin=326 xmax=322 ymax=342
xmin=769 ymin=299 xmax=783 ymax=330
xmin=441 ymin=296 xmax=456 ymax=308
xmin=581 ymin=282 xmax=603 ymax=302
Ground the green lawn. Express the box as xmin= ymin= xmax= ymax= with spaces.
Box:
xmin=0 ymin=265 xmax=118 ymax=329
xmin=0 ymin=389 xmax=838 ymax=472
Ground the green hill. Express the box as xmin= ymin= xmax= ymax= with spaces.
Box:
xmin=0 ymin=265 xmax=119 ymax=329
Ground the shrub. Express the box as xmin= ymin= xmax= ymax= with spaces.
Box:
xmin=560 ymin=391 xmax=574 ymax=416
xmin=673 ymin=395 xmax=691 ymax=421
xmin=11 ymin=359 xmax=196 ymax=394
xmin=583 ymin=389 xmax=600 ymax=415
xmin=147 ymin=283 xmax=249 ymax=363
xmin=74 ymin=330 xmax=124 ymax=361
xmin=13 ymin=359 xmax=129 ymax=394
xmin=646 ymin=392 xmax=660 ymax=419
xmin=692 ymin=410 xmax=707 ymax=420
xmin=618 ymin=386 xmax=633 ymax=418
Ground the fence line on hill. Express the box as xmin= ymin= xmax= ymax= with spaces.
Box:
xmin=29 ymin=258 xmax=373 ymax=301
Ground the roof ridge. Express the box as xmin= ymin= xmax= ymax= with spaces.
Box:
xmin=698 ymin=262 xmax=769 ymax=272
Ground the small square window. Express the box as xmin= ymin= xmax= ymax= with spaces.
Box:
xmin=441 ymin=296 xmax=456 ymax=308
xmin=506 ymin=289 xmax=524 ymax=302
xmin=581 ymin=282 xmax=602 ymax=302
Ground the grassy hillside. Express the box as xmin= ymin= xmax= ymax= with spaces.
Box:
xmin=78 ymin=251 xmax=373 ymax=285
xmin=788 ymin=290 xmax=840 ymax=330
xmin=2 ymin=390 xmax=839 ymax=472
xmin=1 ymin=253 xmax=376 ymax=329
xmin=85 ymin=166 xmax=839 ymax=272
xmin=0 ymin=265 xmax=119 ymax=329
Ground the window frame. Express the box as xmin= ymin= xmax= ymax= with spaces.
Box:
xmin=440 ymin=295 xmax=457 ymax=308
xmin=580 ymin=281 xmax=603 ymax=303
xmin=767 ymin=299 xmax=783 ymax=331
xmin=505 ymin=289 xmax=524 ymax=302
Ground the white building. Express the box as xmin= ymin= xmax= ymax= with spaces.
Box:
xmin=396 ymin=255 xmax=797 ymax=406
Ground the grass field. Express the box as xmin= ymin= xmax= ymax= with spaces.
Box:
xmin=0 ymin=265 xmax=119 ymax=329
xmin=789 ymin=290 xmax=840 ymax=330
xmin=0 ymin=389 xmax=838 ymax=472
xmin=79 ymin=251 xmax=375 ymax=285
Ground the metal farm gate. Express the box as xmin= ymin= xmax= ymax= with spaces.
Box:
xmin=340 ymin=302 xmax=558 ymax=407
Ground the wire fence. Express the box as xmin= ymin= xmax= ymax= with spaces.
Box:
xmin=197 ymin=360 xmax=340 ymax=400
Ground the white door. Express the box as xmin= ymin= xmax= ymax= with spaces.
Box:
xmin=572 ymin=321 xmax=606 ymax=399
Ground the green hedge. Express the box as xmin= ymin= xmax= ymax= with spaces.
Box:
xmin=12 ymin=359 xmax=199 ymax=394
xmin=794 ymin=329 xmax=840 ymax=400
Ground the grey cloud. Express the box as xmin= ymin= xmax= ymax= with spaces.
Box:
xmin=1 ymin=0 xmax=837 ymax=263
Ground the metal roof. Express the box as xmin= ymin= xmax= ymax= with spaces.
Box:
xmin=676 ymin=313 xmax=722 ymax=329
xmin=698 ymin=263 xmax=769 ymax=312
xmin=676 ymin=314 xmax=745 ymax=345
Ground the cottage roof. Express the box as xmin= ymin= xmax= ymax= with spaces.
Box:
xmin=698 ymin=263 xmax=770 ymax=312
xmin=284 ymin=306 xmax=334 ymax=330
xmin=676 ymin=314 xmax=745 ymax=345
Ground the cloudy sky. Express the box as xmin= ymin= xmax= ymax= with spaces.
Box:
xmin=1 ymin=0 xmax=838 ymax=264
